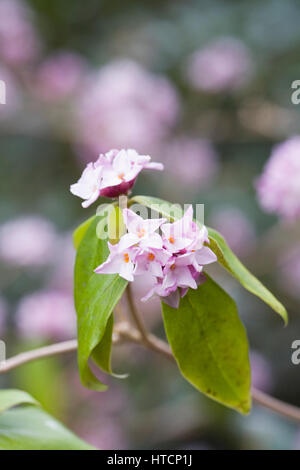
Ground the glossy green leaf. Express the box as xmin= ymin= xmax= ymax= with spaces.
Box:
xmin=0 ymin=406 xmax=94 ymax=450
xmin=74 ymin=216 xmax=127 ymax=390
xmin=73 ymin=215 xmax=96 ymax=250
xmin=73 ymin=203 xmax=113 ymax=250
xmin=132 ymin=195 xmax=287 ymax=324
xmin=0 ymin=389 xmax=39 ymax=414
xmin=162 ymin=276 xmax=251 ymax=414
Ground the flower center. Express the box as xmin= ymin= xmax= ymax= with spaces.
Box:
xmin=118 ymin=172 xmax=125 ymax=181
xmin=147 ymin=253 xmax=155 ymax=261
xmin=169 ymin=236 xmax=175 ymax=244
xmin=137 ymin=228 xmax=146 ymax=238
xmin=123 ymin=253 xmax=130 ymax=263
xmin=170 ymin=263 xmax=176 ymax=270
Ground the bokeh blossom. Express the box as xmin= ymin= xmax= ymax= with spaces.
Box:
xmin=0 ymin=62 xmax=21 ymax=118
xmin=0 ymin=216 xmax=57 ymax=267
xmin=74 ymin=60 xmax=179 ymax=157
xmin=161 ymin=137 xmax=219 ymax=189
xmin=186 ymin=37 xmax=252 ymax=93
xmin=209 ymin=207 xmax=256 ymax=256
xmin=95 ymin=206 xmax=217 ymax=308
xmin=70 ymin=149 xmax=163 ymax=205
xmin=256 ymin=136 xmax=300 ymax=221
xmin=278 ymin=246 xmax=300 ymax=299
xmin=33 ymin=51 xmax=87 ymax=103
xmin=250 ymin=351 xmax=273 ymax=393
xmin=0 ymin=0 xmax=40 ymax=66
xmin=16 ymin=289 xmax=76 ymax=340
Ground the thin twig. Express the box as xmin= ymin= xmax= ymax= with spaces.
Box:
xmin=251 ymin=388 xmax=300 ymax=423
xmin=1 ymin=324 xmax=300 ymax=423
xmin=0 ymin=339 xmax=78 ymax=373
xmin=125 ymin=284 xmax=149 ymax=344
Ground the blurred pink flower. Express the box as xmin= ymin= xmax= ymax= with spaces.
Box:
xmin=79 ymin=419 xmax=127 ymax=450
xmin=186 ymin=37 xmax=252 ymax=93
xmin=278 ymin=246 xmax=300 ymax=299
xmin=0 ymin=296 xmax=7 ymax=335
xmin=250 ymin=351 xmax=273 ymax=393
xmin=0 ymin=0 xmax=40 ymax=66
xmin=49 ymin=234 xmax=75 ymax=292
xmin=74 ymin=60 xmax=179 ymax=158
xmin=0 ymin=216 xmax=57 ymax=267
xmin=209 ymin=207 xmax=256 ymax=256
xmin=0 ymin=62 xmax=21 ymax=118
xmin=33 ymin=51 xmax=87 ymax=102
xmin=16 ymin=289 xmax=76 ymax=340
xmin=256 ymin=136 xmax=300 ymax=221
xmin=162 ymin=137 xmax=218 ymax=187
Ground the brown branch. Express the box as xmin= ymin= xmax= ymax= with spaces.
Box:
xmin=1 ymin=322 xmax=300 ymax=423
xmin=0 ymin=339 xmax=78 ymax=373
xmin=125 ymin=284 xmax=149 ymax=344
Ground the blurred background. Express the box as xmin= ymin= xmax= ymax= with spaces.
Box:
xmin=1 ymin=0 xmax=300 ymax=450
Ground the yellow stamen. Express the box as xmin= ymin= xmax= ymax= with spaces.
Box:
xmin=123 ymin=253 xmax=130 ymax=263
xmin=137 ymin=228 xmax=146 ymax=238
xmin=148 ymin=253 xmax=155 ymax=261
xmin=169 ymin=236 xmax=175 ymax=244
xmin=118 ymin=172 xmax=125 ymax=181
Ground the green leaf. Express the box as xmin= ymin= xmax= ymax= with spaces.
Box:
xmin=0 ymin=389 xmax=39 ymax=414
xmin=92 ymin=313 xmax=114 ymax=374
xmin=73 ymin=215 xmax=96 ymax=250
xmin=162 ymin=276 xmax=251 ymax=414
xmin=0 ymin=406 xmax=94 ymax=450
xmin=130 ymin=195 xmax=184 ymax=221
xmin=74 ymin=215 xmax=127 ymax=390
xmin=132 ymin=195 xmax=287 ymax=324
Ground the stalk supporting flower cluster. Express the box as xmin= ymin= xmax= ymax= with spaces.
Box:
xmin=95 ymin=206 xmax=217 ymax=308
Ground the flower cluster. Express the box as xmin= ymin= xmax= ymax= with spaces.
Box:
xmin=70 ymin=149 xmax=163 ymax=207
xmin=95 ymin=206 xmax=217 ymax=308
xmin=256 ymin=136 xmax=300 ymax=221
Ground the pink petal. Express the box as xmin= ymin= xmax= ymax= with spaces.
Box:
xmin=195 ymin=247 xmax=217 ymax=265
xmin=162 ymin=289 xmax=180 ymax=308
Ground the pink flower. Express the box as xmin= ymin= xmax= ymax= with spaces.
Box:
xmin=162 ymin=253 xmax=199 ymax=291
xmin=161 ymin=137 xmax=219 ymax=188
xmin=0 ymin=64 xmax=21 ymax=119
xmin=161 ymin=205 xmax=208 ymax=253
xmin=94 ymin=206 xmax=217 ymax=308
xmin=33 ymin=51 xmax=87 ymax=102
xmin=0 ymin=216 xmax=57 ymax=267
xmin=186 ymin=37 xmax=253 ymax=93
xmin=209 ymin=207 xmax=256 ymax=256
xmin=0 ymin=0 xmax=40 ymax=66
xmin=134 ymin=248 xmax=171 ymax=278
xmin=120 ymin=208 xmax=166 ymax=251
xmin=278 ymin=246 xmax=300 ymax=299
xmin=70 ymin=149 xmax=164 ymax=206
xmin=256 ymin=136 xmax=300 ymax=221
xmin=74 ymin=60 xmax=179 ymax=158
xmin=94 ymin=242 xmax=137 ymax=282
xmin=70 ymin=162 xmax=103 ymax=208
xmin=16 ymin=290 xmax=76 ymax=340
